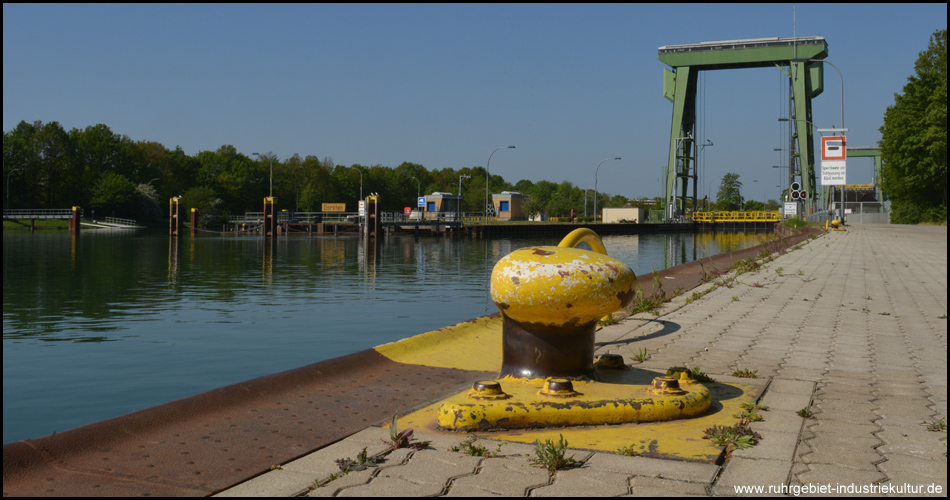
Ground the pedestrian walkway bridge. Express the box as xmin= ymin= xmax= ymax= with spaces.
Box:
xmin=4 ymin=209 xmax=140 ymax=228
xmin=3 ymin=208 xmax=79 ymax=219
xmin=692 ymin=210 xmax=782 ymax=223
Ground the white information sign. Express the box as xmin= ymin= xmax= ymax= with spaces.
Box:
xmin=821 ymin=136 xmax=847 ymax=186
xmin=784 ymin=202 xmax=798 ymax=217
xmin=358 ymin=200 xmax=366 ymax=217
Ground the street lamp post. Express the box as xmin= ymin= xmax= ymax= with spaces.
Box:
xmin=350 ymin=167 xmax=363 ymax=203
xmin=409 ymin=176 xmax=421 ymax=200
xmin=707 ymin=175 xmax=722 ymax=211
xmin=584 ymin=188 xmax=592 ymax=218
xmin=764 ymin=185 xmax=780 ymax=211
xmin=458 ymin=174 xmax=470 ymax=222
xmin=593 ymin=157 xmax=621 ymax=221
xmin=484 ymin=146 xmax=515 ymax=223
xmin=6 ymin=168 xmax=22 ymax=210
xmin=252 ymin=152 xmax=274 ymax=198
xmin=792 ymin=58 xmax=846 ymax=221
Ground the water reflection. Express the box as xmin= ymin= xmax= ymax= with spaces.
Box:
xmin=3 ymin=229 xmax=769 ymax=443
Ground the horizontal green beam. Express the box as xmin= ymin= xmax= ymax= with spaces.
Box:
xmin=846 ymin=148 xmax=881 ymax=158
xmin=659 ymin=36 xmax=827 ymax=69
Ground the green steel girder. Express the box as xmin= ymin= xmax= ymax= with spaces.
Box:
xmin=659 ymin=37 xmax=829 ymax=216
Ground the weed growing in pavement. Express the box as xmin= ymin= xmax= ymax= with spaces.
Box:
xmin=735 ymin=400 xmax=769 ymax=423
xmin=451 ymin=436 xmax=503 ymax=457
xmin=632 ymin=347 xmax=648 ymax=363
xmin=924 ymin=418 xmax=946 ymax=432
xmin=731 ymin=367 xmax=758 ymax=379
xmin=798 ymin=269 xmax=804 ymax=276
xmin=740 ymin=401 xmax=770 ymax=413
xmin=691 ymin=367 xmax=716 ymax=383
xmin=382 ymin=414 xmax=429 ymax=451
xmin=312 ymin=447 xmax=383 ymax=489
xmin=732 ymin=296 xmax=739 ymax=302
xmin=797 ymin=407 xmax=814 ymax=418
xmin=627 ymin=271 xmax=667 ymax=315
xmin=775 ymin=267 xmax=784 ymax=275
xmin=598 ymin=313 xmax=622 ymax=327
xmin=334 ymin=447 xmax=381 ymax=474
xmin=617 ymin=444 xmax=641 ymax=456
xmin=700 ymin=261 xmax=716 ymax=284
xmin=939 ymin=314 xmax=947 ymax=319
xmin=703 ymin=423 xmax=762 ymax=459
xmin=530 ymin=434 xmax=577 ymax=472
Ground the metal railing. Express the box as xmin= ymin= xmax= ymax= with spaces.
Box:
xmin=229 ymin=212 xmax=360 ymax=224
xmin=692 ymin=211 xmax=782 ymax=223
xmin=104 ymin=216 xmax=137 ymax=226
xmin=381 ymin=211 xmax=482 ymax=223
xmin=3 ymin=208 xmax=80 ymax=219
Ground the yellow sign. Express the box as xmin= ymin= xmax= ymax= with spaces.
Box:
xmin=322 ymin=203 xmax=346 ymax=212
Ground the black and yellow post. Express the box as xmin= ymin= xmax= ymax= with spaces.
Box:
xmin=69 ymin=206 xmax=81 ymax=235
xmin=169 ymin=197 xmax=183 ymax=236
xmin=263 ymin=197 xmax=277 ymax=237
xmin=190 ymin=208 xmax=197 ymax=236
xmin=365 ymin=194 xmax=381 ymax=238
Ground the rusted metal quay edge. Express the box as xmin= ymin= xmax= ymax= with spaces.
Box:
xmin=2 ymin=225 xmax=822 ymax=497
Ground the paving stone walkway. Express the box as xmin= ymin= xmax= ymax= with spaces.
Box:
xmin=218 ymin=224 xmax=947 ymax=497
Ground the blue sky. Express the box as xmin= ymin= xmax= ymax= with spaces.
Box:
xmin=3 ymin=4 xmax=946 ymax=201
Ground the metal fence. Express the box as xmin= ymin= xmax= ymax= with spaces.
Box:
xmin=3 ymin=208 xmax=79 ymax=219
xmin=104 ymin=216 xmax=137 ymax=226
xmin=228 ymin=212 xmax=360 ymax=224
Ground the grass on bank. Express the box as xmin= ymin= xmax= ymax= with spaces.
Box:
xmin=3 ymin=219 xmax=70 ymax=230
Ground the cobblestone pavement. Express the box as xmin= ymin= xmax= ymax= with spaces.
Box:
xmin=218 ymin=224 xmax=947 ymax=497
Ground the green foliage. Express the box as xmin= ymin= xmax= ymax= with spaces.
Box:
xmin=451 ymin=436 xmax=503 ymax=457
xmin=334 ymin=447 xmax=381 ymax=473
xmin=632 ymin=347 xmax=648 ymax=363
xmin=782 ymin=217 xmax=806 ymax=229
xmin=3 ymin=120 xmax=633 ymax=217
xmin=617 ymin=444 xmax=640 ymax=456
xmin=530 ymin=434 xmax=576 ymax=472
xmin=381 ymin=414 xmax=428 ymax=451
xmin=135 ymin=183 xmax=164 ymax=221
xmin=91 ymin=172 xmax=137 ymax=217
xmin=925 ymin=418 xmax=946 ymax=432
xmin=690 ymin=367 xmax=716 ymax=383
xmin=703 ymin=423 xmax=762 ymax=457
xmin=182 ymin=186 xmax=224 ymax=229
xmin=731 ymin=367 xmax=758 ymax=379
xmin=742 ymin=200 xmax=765 ymax=212
xmin=880 ymin=29 xmax=947 ymax=224
xmin=716 ymin=173 xmax=743 ymax=211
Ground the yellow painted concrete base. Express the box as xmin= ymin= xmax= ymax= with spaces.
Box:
xmin=436 ymin=371 xmax=712 ymax=430
xmin=374 ymin=313 xmax=765 ymax=461
xmin=399 ymin=375 xmax=763 ymax=462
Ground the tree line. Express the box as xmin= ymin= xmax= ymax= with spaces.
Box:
xmin=3 ymin=121 xmax=641 ymax=226
xmin=880 ymin=29 xmax=947 ymax=224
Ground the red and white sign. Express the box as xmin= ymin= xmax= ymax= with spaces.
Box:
xmin=821 ymin=136 xmax=847 ymax=186
xmin=404 ymin=207 xmax=412 ymax=216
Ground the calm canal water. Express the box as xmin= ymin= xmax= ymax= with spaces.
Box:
xmin=2 ymin=229 xmax=768 ymax=443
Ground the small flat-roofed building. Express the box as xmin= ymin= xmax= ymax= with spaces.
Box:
xmin=602 ymin=207 xmax=644 ymax=223
xmin=423 ymin=192 xmax=461 ymax=220
xmin=492 ymin=191 xmax=527 ymax=221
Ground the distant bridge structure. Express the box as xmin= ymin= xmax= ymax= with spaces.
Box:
xmin=659 ymin=36 xmax=828 ymax=218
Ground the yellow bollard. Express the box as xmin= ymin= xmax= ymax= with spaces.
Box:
xmin=427 ymin=229 xmax=715 ymax=431
xmin=489 ymin=228 xmax=636 ymax=379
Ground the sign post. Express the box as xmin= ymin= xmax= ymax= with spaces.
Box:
xmin=821 ymin=135 xmax=847 ymax=221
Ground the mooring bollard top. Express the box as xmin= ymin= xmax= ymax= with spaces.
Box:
xmin=490 ymin=245 xmax=636 ymax=327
